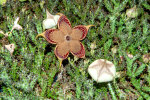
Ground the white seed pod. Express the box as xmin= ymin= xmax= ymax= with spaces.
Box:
xmin=54 ymin=15 xmax=60 ymax=23
xmin=88 ymin=59 xmax=116 ymax=83
xmin=43 ymin=19 xmax=56 ymax=29
xmin=43 ymin=10 xmax=60 ymax=29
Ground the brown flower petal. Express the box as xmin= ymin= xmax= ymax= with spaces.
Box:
xmin=44 ymin=29 xmax=65 ymax=44
xmin=54 ymin=42 xmax=70 ymax=60
xmin=71 ymin=25 xmax=88 ymax=40
xmin=70 ymin=40 xmax=85 ymax=58
xmin=58 ymin=15 xmax=72 ymax=35
xmin=71 ymin=25 xmax=94 ymax=40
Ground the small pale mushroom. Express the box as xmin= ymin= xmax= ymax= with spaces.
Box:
xmin=43 ymin=9 xmax=60 ymax=29
xmin=88 ymin=59 xmax=116 ymax=83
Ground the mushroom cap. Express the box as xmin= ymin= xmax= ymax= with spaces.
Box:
xmin=88 ymin=59 xmax=116 ymax=83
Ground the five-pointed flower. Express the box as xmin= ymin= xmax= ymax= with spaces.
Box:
xmin=36 ymin=13 xmax=93 ymax=60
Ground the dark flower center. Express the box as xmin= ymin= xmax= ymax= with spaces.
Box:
xmin=66 ymin=35 xmax=71 ymax=41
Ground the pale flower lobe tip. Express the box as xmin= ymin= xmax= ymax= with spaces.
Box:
xmin=36 ymin=31 xmax=45 ymax=39
xmin=85 ymin=25 xmax=95 ymax=30
xmin=56 ymin=13 xmax=64 ymax=16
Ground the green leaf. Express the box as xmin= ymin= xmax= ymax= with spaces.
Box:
xmin=109 ymin=16 xmax=117 ymax=34
xmin=142 ymin=2 xmax=150 ymax=10
xmin=142 ymin=86 xmax=150 ymax=92
xmin=125 ymin=55 xmax=138 ymax=77
xmin=131 ymin=78 xmax=141 ymax=90
xmin=140 ymin=91 xmax=150 ymax=99
xmin=104 ymin=0 xmax=113 ymax=13
xmin=108 ymin=83 xmax=117 ymax=100
xmin=134 ymin=64 xmax=146 ymax=77
xmin=104 ymin=39 xmax=112 ymax=56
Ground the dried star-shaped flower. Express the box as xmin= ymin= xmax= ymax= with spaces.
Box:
xmin=36 ymin=13 xmax=93 ymax=60
xmin=88 ymin=59 xmax=116 ymax=83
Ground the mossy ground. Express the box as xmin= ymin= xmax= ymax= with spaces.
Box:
xmin=0 ymin=0 xmax=150 ymax=100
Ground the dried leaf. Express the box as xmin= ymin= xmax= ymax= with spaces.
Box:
xmin=11 ymin=17 xmax=23 ymax=32
xmin=4 ymin=44 xmax=15 ymax=55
